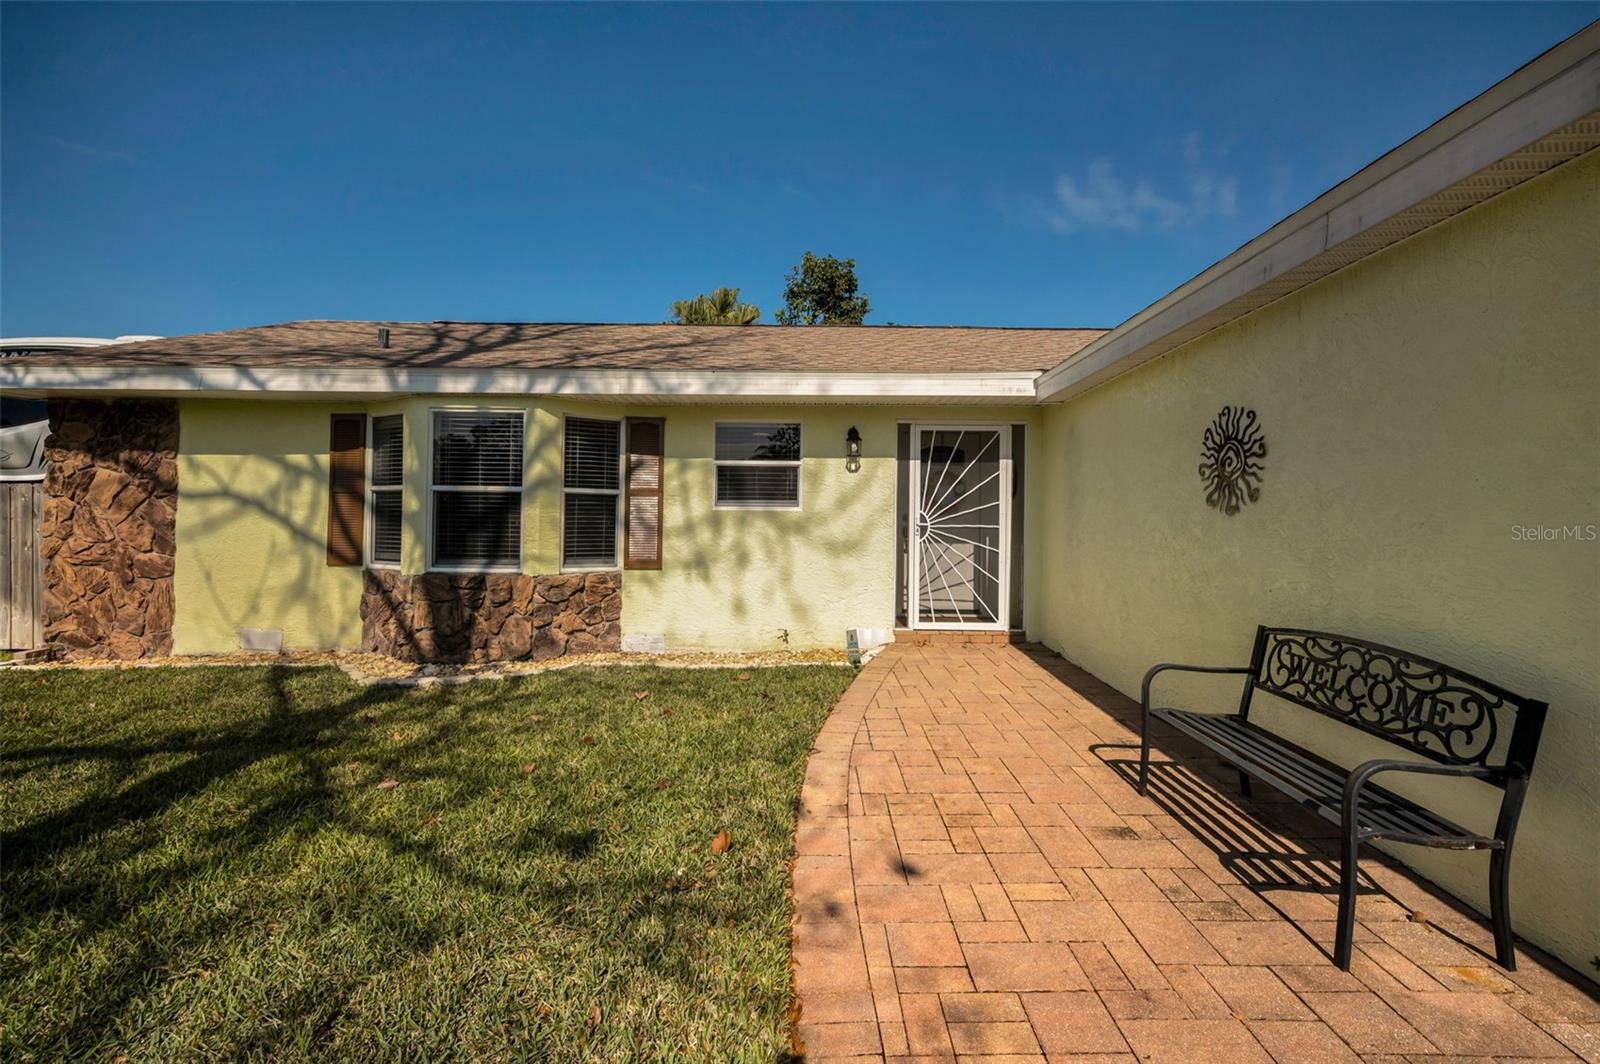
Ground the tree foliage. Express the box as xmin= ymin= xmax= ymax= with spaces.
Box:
xmin=669 ymin=287 xmax=762 ymax=325
xmin=774 ymin=252 xmax=870 ymax=325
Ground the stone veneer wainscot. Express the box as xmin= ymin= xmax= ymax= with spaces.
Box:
xmin=361 ymin=569 xmax=621 ymax=664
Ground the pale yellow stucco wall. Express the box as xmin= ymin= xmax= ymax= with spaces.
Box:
xmin=1029 ymin=151 xmax=1600 ymax=969
xmin=621 ymin=405 xmax=1039 ymax=650
xmin=173 ymin=399 xmax=366 ymax=653
xmin=172 ymin=397 xmax=1038 ymax=653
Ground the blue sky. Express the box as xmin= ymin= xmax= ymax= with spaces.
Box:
xmin=2 ymin=3 xmax=1593 ymax=338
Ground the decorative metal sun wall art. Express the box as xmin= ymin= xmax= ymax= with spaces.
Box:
xmin=1197 ymin=406 xmax=1267 ymax=515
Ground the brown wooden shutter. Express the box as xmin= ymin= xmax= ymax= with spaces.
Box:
xmin=623 ymin=417 xmax=664 ymax=570
xmin=327 ymin=414 xmax=366 ymax=566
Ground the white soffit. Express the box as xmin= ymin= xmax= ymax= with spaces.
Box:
xmin=0 ymin=364 xmax=1043 ymax=405
xmin=1036 ymin=24 xmax=1600 ymax=403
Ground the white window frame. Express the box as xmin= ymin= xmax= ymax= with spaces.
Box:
xmin=427 ymin=406 xmax=526 ymax=574
xmin=712 ymin=420 xmax=803 ymax=511
xmin=366 ymin=413 xmax=403 ymax=570
xmin=560 ymin=414 xmax=623 ymax=572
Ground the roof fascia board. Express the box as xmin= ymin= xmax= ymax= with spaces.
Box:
xmin=0 ymin=337 xmax=116 ymax=349
xmin=0 ymin=364 xmax=1041 ymax=402
xmin=1035 ymin=25 xmax=1600 ymax=403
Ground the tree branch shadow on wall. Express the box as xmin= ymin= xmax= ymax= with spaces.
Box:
xmin=175 ymin=438 xmax=884 ymax=658
xmin=174 ymin=453 xmax=415 ymax=653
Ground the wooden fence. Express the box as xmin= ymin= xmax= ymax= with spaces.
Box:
xmin=1 ymin=481 xmax=44 ymax=651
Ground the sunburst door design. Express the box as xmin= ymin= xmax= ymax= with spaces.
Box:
xmin=909 ymin=425 xmax=1011 ymax=631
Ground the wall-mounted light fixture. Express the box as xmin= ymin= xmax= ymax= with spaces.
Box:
xmin=846 ymin=425 xmax=862 ymax=458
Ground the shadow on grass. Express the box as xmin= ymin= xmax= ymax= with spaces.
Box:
xmin=2 ymin=667 xmax=399 ymax=879
xmin=2 ymin=662 xmax=843 ymax=1059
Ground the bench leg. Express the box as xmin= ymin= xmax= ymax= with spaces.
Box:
xmin=1137 ymin=740 xmax=1150 ymax=796
xmin=1490 ymin=848 xmax=1516 ymax=970
xmin=1237 ymin=770 xmax=1252 ymax=799
xmin=1335 ymin=831 xmax=1359 ymax=970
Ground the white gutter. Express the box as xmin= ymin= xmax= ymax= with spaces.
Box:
xmin=0 ymin=337 xmax=116 ymax=350
xmin=0 ymin=363 xmax=1043 ymax=403
xmin=1036 ymin=23 xmax=1600 ymax=403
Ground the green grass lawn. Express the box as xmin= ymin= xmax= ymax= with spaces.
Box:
xmin=0 ymin=663 xmax=854 ymax=1061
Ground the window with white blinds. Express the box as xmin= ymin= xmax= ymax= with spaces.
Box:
xmin=714 ymin=422 xmax=801 ymax=508
xmin=430 ymin=410 xmax=524 ymax=570
xmin=563 ymin=417 xmax=620 ymax=568
xmin=368 ymin=414 xmax=404 ymax=566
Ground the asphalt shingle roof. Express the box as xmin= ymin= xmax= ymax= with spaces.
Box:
xmin=13 ymin=320 xmax=1106 ymax=375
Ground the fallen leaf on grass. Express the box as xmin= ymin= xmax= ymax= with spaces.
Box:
xmin=521 ymin=763 xmax=536 ymax=775
xmin=634 ymin=690 xmax=650 ymax=700
xmin=589 ymin=780 xmax=599 ymax=797
xmin=711 ymin=830 xmax=732 ymax=855
xmin=376 ymin=779 xmax=398 ymax=791
xmin=587 ymin=1004 xmax=602 ymax=1029
xmin=580 ymin=735 xmax=596 ymax=746
xmin=654 ymin=778 xmax=670 ymax=792
xmin=659 ymin=708 xmax=673 ymax=718
xmin=736 ymin=672 xmax=751 ymax=682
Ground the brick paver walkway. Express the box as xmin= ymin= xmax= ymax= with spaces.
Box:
xmin=791 ymin=642 xmax=1599 ymax=1062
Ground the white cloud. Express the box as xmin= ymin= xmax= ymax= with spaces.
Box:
xmin=47 ymin=136 xmax=135 ymax=162
xmin=1036 ymin=133 xmax=1238 ymax=235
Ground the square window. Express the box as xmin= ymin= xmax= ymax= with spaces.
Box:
xmin=714 ymin=422 xmax=801 ymax=508
xmin=433 ymin=491 xmax=521 ymax=569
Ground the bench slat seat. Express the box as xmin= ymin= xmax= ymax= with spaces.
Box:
xmin=1155 ymin=709 xmax=1496 ymax=850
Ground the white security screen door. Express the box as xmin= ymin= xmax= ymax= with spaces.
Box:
xmin=909 ymin=425 xmax=1011 ymax=631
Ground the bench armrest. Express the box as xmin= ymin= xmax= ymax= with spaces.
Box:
xmin=1141 ymin=663 xmax=1253 ymax=713
xmin=1342 ymin=759 xmax=1504 ymax=829
xmin=1140 ymin=663 xmax=1254 ymax=746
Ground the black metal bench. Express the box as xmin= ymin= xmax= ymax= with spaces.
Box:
xmin=1137 ymin=626 xmax=1547 ymax=970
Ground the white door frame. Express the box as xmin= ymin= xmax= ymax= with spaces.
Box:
xmin=907 ymin=422 xmax=1012 ymax=632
